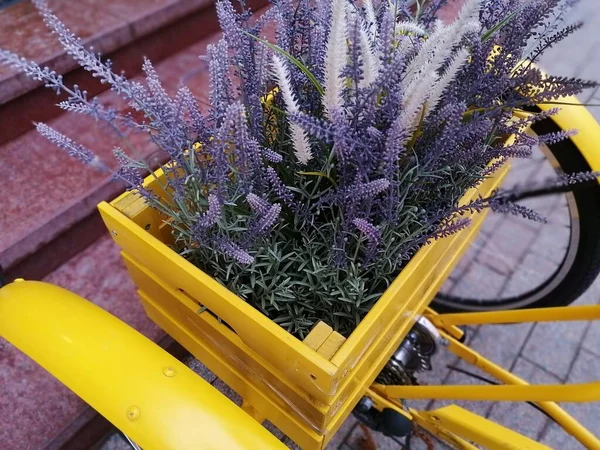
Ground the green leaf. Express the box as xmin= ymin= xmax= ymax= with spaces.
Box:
xmin=243 ymin=31 xmax=325 ymax=96
xmin=482 ymin=8 xmax=520 ymax=42
xmin=297 ymin=171 xmax=338 ymax=187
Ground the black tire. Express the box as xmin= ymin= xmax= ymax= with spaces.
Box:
xmin=433 ymin=117 xmax=600 ymax=312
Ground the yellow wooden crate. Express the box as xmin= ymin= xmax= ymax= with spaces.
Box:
xmin=98 ymin=163 xmax=507 ymax=449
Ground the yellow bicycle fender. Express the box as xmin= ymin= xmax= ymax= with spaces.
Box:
xmin=0 ymin=280 xmax=285 ymax=450
xmin=537 ymin=96 xmax=600 ymax=173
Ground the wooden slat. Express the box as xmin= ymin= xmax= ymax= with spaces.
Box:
xmin=303 ymin=322 xmax=334 ymax=351
xmin=317 ymin=332 xmax=346 ymax=360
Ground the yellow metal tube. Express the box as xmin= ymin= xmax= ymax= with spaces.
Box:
xmin=374 ymin=381 xmax=600 ymax=402
xmin=0 ymin=280 xmax=286 ymax=450
xmin=428 ymin=304 xmax=600 ymax=327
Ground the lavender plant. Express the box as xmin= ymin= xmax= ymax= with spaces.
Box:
xmin=1 ymin=0 xmax=597 ymax=337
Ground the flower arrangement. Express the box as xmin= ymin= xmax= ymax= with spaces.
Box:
xmin=1 ymin=0 xmax=597 ymax=337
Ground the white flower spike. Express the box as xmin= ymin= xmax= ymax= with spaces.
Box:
xmin=323 ymin=0 xmax=348 ymax=119
xmin=271 ymin=54 xmax=313 ymax=164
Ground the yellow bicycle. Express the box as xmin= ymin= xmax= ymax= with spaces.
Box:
xmin=1 ymin=96 xmax=599 ymax=449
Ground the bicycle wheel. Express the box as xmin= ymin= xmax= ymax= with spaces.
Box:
xmin=434 ymin=116 xmax=600 ymax=312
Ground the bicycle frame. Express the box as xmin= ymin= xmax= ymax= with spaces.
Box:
xmin=367 ymin=95 xmax=600 ymax=449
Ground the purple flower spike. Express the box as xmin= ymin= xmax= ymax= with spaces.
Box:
xmin=350 ymin=179 xmax=391 ymax=201
xmin=352 ymin=218 xmax=381 ymax=246
xmin=198 ymin=193 xmax=222 ymax=228
xmin=217 ymin=238 xmax=254 ymax=265
xmin=246 ymin=193 xmax=271 ymax=215
xmin=36 ymin=122 xmax=98 ymax=165
xmin=266 ymin=167 xmax=296 ymax=207
xmin=257 ymin=203 xmax=282 ymax=233
xmin=262 ymin=147 xmax=283 ymax=163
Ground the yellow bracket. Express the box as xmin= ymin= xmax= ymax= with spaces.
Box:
xmin=412 ymin=405 xmax=551 ymax=450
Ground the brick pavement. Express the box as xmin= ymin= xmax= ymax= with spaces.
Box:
xmin=100 ymin=1 xmax=600 ymax=449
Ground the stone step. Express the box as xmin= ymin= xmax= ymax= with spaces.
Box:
xmin=0 ymin=1 xmax=265 ymax=282
xmin=0 ymin=0 xmax=218 ymax=146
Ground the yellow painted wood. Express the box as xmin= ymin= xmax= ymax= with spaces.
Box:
xmin=316 ymin=331 xmax=346 ymax=360
xmin=99 ymin=201 xmax=338 ymax=403
xmin=304 ymin=322 xmax=334 ymax=352
xmin=120 ymin=252 xmax=330 ymax=431
xmin=0 ymin=281 xmax=285 ymax=450
xmin=100 ymin=150 xmax=508 ymax=446
xmin=113 ymin=193 xmax=172 ymax=243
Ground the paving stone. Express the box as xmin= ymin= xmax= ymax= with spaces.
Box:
xmin=449 ymin=261 xmax=508 ymax=299
xmin=539 ymin=348 xmax=600 ymax=449
xmin=184 ymin=356 xmax=218 ymax=383
xmin=478 ymin=209 xmax=504 ymax=234
xmin=540 ymin=422 xmax=584 ymax=450
xmin=486 ymin=357 xmax=557 ymax=441
xmin=501 ymin=250 xmax=557 ymax=298
xmin=210 ymin=378 xmax=242 ymax=406
xmin=505 ymin=251 xmax=563 ymax=297
xmin=527 ymin=210 xmax=572 ymax=264
xmin=522 ymin=319 xmax=588 ymax=380
xmin=326 ymin=415 xmax=359 ymax=450
xmin=478 ymin=217 xmax=538 ymax=263
xmin=560 ymin=348 xmax=600 ymax=434
xmin=283 ymin=436 xmax=302 ymax=449
xmin=98 ymin=432 xmax=132 ymax=450
xmin=538 ymin=0 xmax=600 ymax=81
xmin=582 ymin=322 xmax=600 ymax=356
xmin=263 ymin=420 xmax=287 ymax=441
xmin=467 ymin=322 xmax=533 ymax=372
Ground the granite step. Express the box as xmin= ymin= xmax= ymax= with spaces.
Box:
xmin=0 ymin=0 xmax=220 ymax=146
xmin=0 ymin=1 xmax=271 ymax=283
